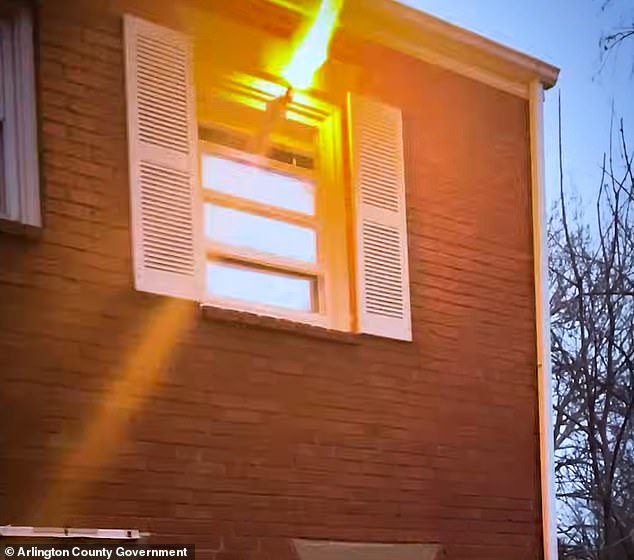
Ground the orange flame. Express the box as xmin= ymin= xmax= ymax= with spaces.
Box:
xmin=281 ymin=0 xmax=343 ymax=90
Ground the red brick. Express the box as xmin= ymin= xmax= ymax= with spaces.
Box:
xmin=0 ymin=2 xmax=542 ymax=559
xmin=222 ymin=537 xmax=260 ymax=552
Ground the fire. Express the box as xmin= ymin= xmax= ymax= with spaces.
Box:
xmin=282 ymin=0 xmax=343 ymax=90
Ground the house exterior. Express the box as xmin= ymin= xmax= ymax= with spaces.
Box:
xmin=0 ymin=0 xmax=559 ymax=559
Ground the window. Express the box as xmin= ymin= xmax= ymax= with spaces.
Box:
xmin=199 ymin=124 xmax=332 ymax=325
xmin=0 ymin=5 xmax=40 ymax=228
xmin=123 ymin=15 xmax=412 ymax=340
xmin=191 ymin=76 xmax=352 ymax=330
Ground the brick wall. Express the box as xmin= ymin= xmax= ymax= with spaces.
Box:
xmin=0 ymin=1 xmax=542 ymax=559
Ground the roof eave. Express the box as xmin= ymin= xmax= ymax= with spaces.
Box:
xmin=269 ymin=0 xmax=560 ymax=96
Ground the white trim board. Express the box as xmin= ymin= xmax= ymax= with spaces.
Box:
xmin=529 ymin=80 xmax=558 ymax=560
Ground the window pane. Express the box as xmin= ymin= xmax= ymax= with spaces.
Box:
xmin=202 ymin=154 xmax=314 ymax=214
xmin=204 ymin=204 xmax=317 ymax=263
xmin=206 ymin=262 xmax=314 ymax=311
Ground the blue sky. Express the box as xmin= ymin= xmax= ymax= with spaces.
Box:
xmin=396 ymin=0 xmax=634 ymax=207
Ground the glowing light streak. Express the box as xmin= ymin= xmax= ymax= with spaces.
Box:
xmin=281 ymin=0 xmax=343 ymax=90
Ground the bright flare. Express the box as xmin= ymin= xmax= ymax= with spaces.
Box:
xmin=282 ymin=0 xmax=343 ymax=90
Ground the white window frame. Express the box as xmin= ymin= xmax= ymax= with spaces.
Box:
xmin=0 ymin=5 xmax=40 ymax=228
xmin=201 ymin=141 xmax=326 ymax=326
xmin=197 ymin=80 xmax=351 ymax=331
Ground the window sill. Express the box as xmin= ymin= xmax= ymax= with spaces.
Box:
xmin=200 ymin=304 xmax=360 ymax=345
xmin=0 ymin=217 xmax=41 ymax=238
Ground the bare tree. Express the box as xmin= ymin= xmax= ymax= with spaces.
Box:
xmin=550 ymin=94 xmax=634 ymax=560
xmin=599 ymin=0 xmax=634 ymax=71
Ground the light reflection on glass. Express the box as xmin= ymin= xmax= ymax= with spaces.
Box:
xmin=206 ymin=262 xmax=314 ymax=311
xmin=204 ymin=204 xmax=317 ymax=263
xmin=202 ymin=154 xmax=314 ymax=215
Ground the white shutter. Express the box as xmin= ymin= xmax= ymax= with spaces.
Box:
xmin=348 ymin=93 xmax=412 ymax=341
xmin=124 ymin=15 xmax=202 ymax=300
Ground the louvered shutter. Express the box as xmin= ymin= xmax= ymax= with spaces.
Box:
xmin=124 ymin=15 xmax=202 ymax=300
xmin=348 ymin=93 xmax=412 ymax=341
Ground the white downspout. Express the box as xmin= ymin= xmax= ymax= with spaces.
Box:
xmin=529 ymin=80 xmax=558 ymax=560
